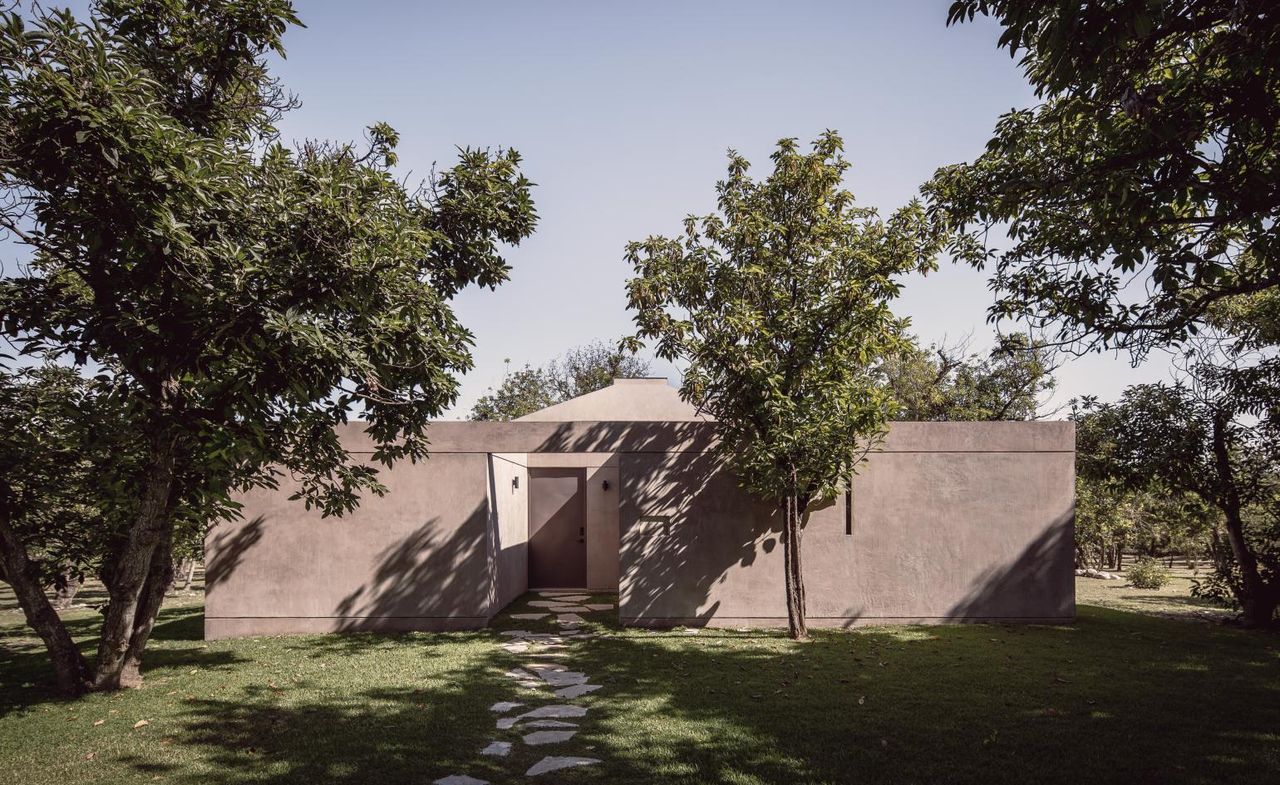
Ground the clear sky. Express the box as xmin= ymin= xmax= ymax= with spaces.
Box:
xmin=91 ymin=1 xmax=1182 ymax=415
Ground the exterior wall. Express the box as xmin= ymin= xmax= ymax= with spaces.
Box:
xmin=489 ymin=453 xmax=529 ymax=612
xmin=619 ymin=422 xmax=1075 ymax=627
xmin=527 ymin=453 xmax=621 ymax=591
xmin=205 ymin=419 xmax=1074 ymax=638
xmin=205 ymin=452 xmax=497 ymax=639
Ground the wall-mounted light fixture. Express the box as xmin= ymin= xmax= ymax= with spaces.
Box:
xmin=601 ymin=479 xmax=611 ymax=491
xmin=512 ymin=476 xmax=520 ymax=490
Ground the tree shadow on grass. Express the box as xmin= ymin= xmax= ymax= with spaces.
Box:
xmin=0 ymin=604 xmax=247 ymax=718
xmin=562 ymin=609 xmax=1280 ymax=785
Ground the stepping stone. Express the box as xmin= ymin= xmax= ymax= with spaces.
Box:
xmin=555 ymin=683 xmax=602 ymax=699
xmin=503 ymin=668 xmax=536 ymax=680
xmin=434 ymin=777 xmax=489 ymax=785
xmin=500 ymin=629 xmax=534 ymax=637
xmin=584 ymin=604 xmax=615 ymax=611
xmin=536 ymin=590 xmax=579 ymax=597
xmin=539 ymin=671 xmax=588 ymax=687
xmin=524 ymin=719 xmax=578 ymax=729
xmin=526 ymin=757 xmax=601 ymax=777
xmin=529 ymin=601 xmax=570 ymax=608
xmin=480 ymin=741 xmax=511 ymax=757
xmin=489 ymin=701 xmax=523 ymax=713
xmin=544 ymin=605 xmax=590 ymax=612
xmin=548 ymin=595 xmax=589 ymax=602
xmin=522 ymin=704 xmax=588 ymax=720
xmin=501 ymin=643 xmax=530 ymax=654
xmin=499 ymin=704 xmax=587 ymax=729
xmin=510 ymin=613 xmax=548 ymax=620
xmin=523 ymin=729 xmax=577 ymax=745
xmin=556 ymin=613 xmax=585 ymax=624
xmin=525 ymin=662 xmax=568 ymax=672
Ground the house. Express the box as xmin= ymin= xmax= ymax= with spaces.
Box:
xmin=203 ymin=378 xmax=1075 ymax=638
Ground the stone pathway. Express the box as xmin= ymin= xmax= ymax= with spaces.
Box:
xmin=433 ymin=591 xmax=616 ymax=784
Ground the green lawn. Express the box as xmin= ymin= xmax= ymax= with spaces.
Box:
xmin=1 ymin=583 xmax=1277 ymax=785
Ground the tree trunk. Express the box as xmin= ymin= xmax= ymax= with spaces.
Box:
xmin=0 ymin=507 xmax=90 ymax=696
xmin=782 ymin=492 xmax=808 ymax=640
xmin=91 ymin=432 xmax=177 ymax=690
xmin=1210 ymin=412 xmax=1275 ymax=628
xmin=118 ymin=529 xmax=174 ymax=688
xmin=51 ymin=563 xmax=83 ymax=610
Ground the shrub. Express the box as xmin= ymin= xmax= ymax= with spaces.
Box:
xmin=1128 ymin=558 xmax=1171 ymax=590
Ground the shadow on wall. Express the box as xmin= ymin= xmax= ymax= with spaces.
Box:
xmin=619 ymin=445 xmax=791 ymax=626
xmin=332 ymin=502 xmax=493 ymax=630
xmin=945 ymin=508 xmax=1076 ymax=621
xmin=204 ymin=516 xmax=265 ymax=591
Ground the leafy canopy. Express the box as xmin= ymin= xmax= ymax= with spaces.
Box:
xmin=0 ymin=0 xmax=537 ymax=516
xmin=881 ymin=332 xmax=1056 ymax=421
xmin=470 ymin=338 xmax=651 ymax=421
xmin=625 ymin=131 xmax=940 ymax=503
xmin=927 ymin=1 xmax=1280 ymax=359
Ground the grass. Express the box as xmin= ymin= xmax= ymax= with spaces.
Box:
xmin=0 ymin=580 xmax=1276 ymax=785
xmin=1074 ymin=563 xmax=1234 ymax=623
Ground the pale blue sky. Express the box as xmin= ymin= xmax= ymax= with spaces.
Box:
xmin=75 ymin=1 xmax=1178 ymax=415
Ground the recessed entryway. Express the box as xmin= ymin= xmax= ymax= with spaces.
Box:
xmin=528 ymin=468 xmax=587 ymax=588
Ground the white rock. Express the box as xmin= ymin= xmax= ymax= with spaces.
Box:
xmin=526 ymin=757 xmax=601 ymax=777
xmin=480 ymin=741 xmax=511 ymax=757
xmin=523 ymin=719 xmax=578 ymax=728
xmin=489 ymin=701 xmax=523 ymax=713
xmin=539 ymin=671 xmax=588 ymax=687
xmin=434 ymin=776 xmax=489 ymax=785
xmin=510 ymin=613 xmax=548 ymax=620
xmin=496 ymin=717 xmax=519 ymax=730
xmin=523 ymin=729 xmax=577 ymax=745
xmin=555 ymin=683 xmax=601 ymax=699
xmin=556 ymin=613 xmax=586 ymax=624
xmin=584 ymin=604 xmax=615 ymax=611
xmin=521 ymin=704 xmax=588 ymax=720
xmin=525 ymin=662 xmax=568 ymax=672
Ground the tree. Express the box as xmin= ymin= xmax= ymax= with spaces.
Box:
xmin=470 ymin=338 xmax=650 ymax=421
xmin=881 ymin=332 xmax=1056 ymax=421
xmin=0 ymin=365 xmax=133 ymax=694
xmin=1075 ymin=383 xmax=1280 ymax=627
xmin=470 ymin=364 xmax=558 ymax=421
xmin=625 ymin=132 xmax=941 ymax=639
xmin=0 ymin=1 xmax=536 ymax=693
xmin=926 ymin=1 xmax=1280 ymax=362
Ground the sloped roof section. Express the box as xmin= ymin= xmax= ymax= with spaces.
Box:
xmin=515 ymin=378 xmax=708 ymax=422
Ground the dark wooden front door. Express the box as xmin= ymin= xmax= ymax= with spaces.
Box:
xmin=528 ymin=468 xmax=587 ymax=588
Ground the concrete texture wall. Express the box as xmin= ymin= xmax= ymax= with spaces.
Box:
xmin=488 ymin=453 xmax=529 ymax=612
xmin=516 ymin=378 xmax=707 ymax=422
xmin=206 ymin=419 xmax=1073 ymax=638
xmin=619 ymin=422 xmax=1075 ymax=627
xmin=205 ymin=452 xmax=497 ymax=639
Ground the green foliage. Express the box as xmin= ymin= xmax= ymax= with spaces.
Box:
xmin=0 ymin=0 xmax=536 ymax=688
xmin=1127 ymin=558 xmax=1171 ymax=590
xmin=1073 ymin=382 xmax=1280 ymax=625
xmin=626 ymin=131 xmax=940 ymax=504
xmin=0 ymin=366 xmax=131 ymax=588
xmin=625 ymin=131 xmax=941 ymax=637
xmin=0 ymin=0 xmax=535 ymax=512
xmin=470 ymin=338 xmax=650 ymax=421
xmin=928 ymin=1 xmax=1280 ymax=360
xmin=881 ymin=332 xmax=1056 ymax=421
